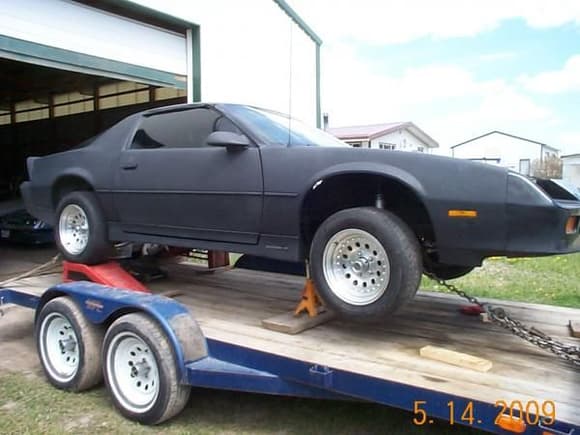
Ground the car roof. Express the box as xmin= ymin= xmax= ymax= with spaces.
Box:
xmin=141 ymin=102 xmax=213 ymax=116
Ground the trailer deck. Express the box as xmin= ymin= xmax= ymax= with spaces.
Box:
xmin=5 ymin=263 xmax=579 ymax=432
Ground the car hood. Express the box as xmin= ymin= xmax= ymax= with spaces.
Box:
xmin=315 ymin=147 xmax=509 ymax=178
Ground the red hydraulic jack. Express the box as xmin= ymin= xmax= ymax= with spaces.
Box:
xmin=61 ymin=249 xmax=231 ymax=293
xmin=62 ymin=261 xmax=150 ymax=293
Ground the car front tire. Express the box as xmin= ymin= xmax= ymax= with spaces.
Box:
xmin=55 ymin=191 xmax=110 ymax=264
xmin=310 ymin=207 xmax=422 ymax=322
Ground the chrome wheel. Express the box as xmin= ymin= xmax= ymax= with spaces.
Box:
xmin=322 ymin=228 xmax=390 ymax=306
xmin=39 ymin=313 xmax=80 ymax=383
xmin=106 ymin=332 xmax=160 ymax=414
xmin=59 ymin=204 xmax=89 ymax=255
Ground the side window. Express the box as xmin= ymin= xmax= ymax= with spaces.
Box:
xmin=131 ymin=108 xmax=221 ymax=149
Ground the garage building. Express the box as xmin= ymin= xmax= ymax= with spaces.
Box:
xmin=0 ymin=0 xmax=321 ymax=200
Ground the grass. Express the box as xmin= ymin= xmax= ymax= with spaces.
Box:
xmin=0 ymin=373 xmax=480 ymax=435
xmin=421 ymin=253 xmax=580 ymax=308
xmin=1 ymin=253 xmax=578 ymax=434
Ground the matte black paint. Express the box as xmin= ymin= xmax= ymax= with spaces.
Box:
xmin=20 ymin=103 xmax=580 ymax=266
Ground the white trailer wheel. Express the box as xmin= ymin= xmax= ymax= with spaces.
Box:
xmin=103 ymin=313 xmax=190 ymax=425
xmin=39 ymin=312 xmax=80 ymax=383
xmin=106 ymin=331 xmax=160 ymax=414
xmin=35 ymin=297 xmax=104 ymax=391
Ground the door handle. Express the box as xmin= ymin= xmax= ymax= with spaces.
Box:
xmin=121 ymin=162 xmax=138 ymax=170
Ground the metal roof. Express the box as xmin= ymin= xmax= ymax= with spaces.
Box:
xmin=452 ymin=130 xmax=560 ymax=152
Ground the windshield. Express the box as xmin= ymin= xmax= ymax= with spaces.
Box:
xmin=223 ymin=104 xmax=348 ymax=148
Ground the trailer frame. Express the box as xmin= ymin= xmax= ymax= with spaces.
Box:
xmin=0 ymin=277 xmax=578 ymax=435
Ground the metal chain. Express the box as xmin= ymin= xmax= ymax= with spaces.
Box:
xmin=425 ymin=273 xmax=580 ymax=368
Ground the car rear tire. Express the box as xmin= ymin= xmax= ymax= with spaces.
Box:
xmin=36 ymin=297 xmax=104 ymax=392
xmin=55 ymin=191 xmax=110 ymax=264
xmin=310 ymin=207 xmax=422 ymax=322
xmin=424 ymin=263 xmax=474 ymax=280
xmin=103 ymin=313 xmax=190 ymax=425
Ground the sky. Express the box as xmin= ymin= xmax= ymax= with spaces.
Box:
xmin=287 ymin=0 xmax=580 ymax=155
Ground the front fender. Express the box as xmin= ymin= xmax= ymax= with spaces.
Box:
xmin=300 ymin=161 xmax=426 ymax=201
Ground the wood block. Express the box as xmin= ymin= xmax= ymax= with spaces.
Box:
xmin=570 ymin=320 xmax=580 ymax=338
xmin=419 ymin=345 xmax=493 ymax=372
xmin=262 ymin=309 xmax=335 ymax=335
xmin=480 ymin=312 xmax=491 ymax=323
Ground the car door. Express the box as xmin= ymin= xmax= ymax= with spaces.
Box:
xmin=114 ymin=107 xmax=263 ymax=244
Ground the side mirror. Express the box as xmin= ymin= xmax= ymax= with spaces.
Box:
xmin=207 ymin=131 xmax=250 ymax=149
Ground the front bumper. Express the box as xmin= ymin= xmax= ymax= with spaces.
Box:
xmin=506 ymin=199 xmax=580 ymax=256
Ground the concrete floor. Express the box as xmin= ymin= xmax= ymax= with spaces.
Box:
xmin=0 ymin=198 xmax=57 ymax=281
xmin=0 ymin=244 xmax=57 ymax=281
xmin=0 ymin=243 xmax=56 ymax=376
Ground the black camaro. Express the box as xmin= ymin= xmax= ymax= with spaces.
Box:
xmin=21 ymin=103 xmax=580 ymax=320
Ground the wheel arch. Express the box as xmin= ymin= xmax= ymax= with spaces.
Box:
xmin=299 ymin=164 xmax=435 ymax=254
xmin=51 ymin=171 xmax=96 ymax=209
xmin=36 ymin=284 xmax=208 ymax=381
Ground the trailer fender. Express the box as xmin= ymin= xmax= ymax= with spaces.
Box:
xmin=35 ymin=282 xmax=208 ymax=381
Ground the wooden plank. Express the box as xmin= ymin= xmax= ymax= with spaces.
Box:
xmin=198 ymin=318 xmax=579 ymax=422
xmin=262 ymin=309 xmax=335 ymax=334
xmin=181 ymin=298 xmax=580 ymax=399
xmin=419 ymin=345 xmax=493 ymax=372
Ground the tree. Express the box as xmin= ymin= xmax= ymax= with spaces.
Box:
xmin=532 ymin=155 xmax=562 ymax=179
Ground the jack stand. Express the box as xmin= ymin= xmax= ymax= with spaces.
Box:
xmin=262 ymin=261 xmax=334 ymax=335
xmin=294 ymin=261 xmax=324 ymax=317
xmin=294 ymin=280 xmax=324 ymax=317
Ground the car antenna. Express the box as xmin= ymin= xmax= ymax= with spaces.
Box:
xmin=287 ymin=20 xmax=293 ymax=147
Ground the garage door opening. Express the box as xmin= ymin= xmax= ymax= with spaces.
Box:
xmin=0 ymin=58 xmax=186 ymax=201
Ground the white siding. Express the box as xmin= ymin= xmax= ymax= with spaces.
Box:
xmin=0 ymin=0 xmax=187 ymax=75
xmin=133 ymin=0 xmax=319 ymax=125
xmin=562 ymin=156 xmax=580 ymax=187
xmin=452 ymin=133 xmax=558 ymax=173
xmin=0 ymin=0 xmax=319 ymax=125
xmin=370 ymin=129 xmax=431 ymax=153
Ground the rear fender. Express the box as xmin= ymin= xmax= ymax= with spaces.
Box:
xmin=36 ymin=282 xmax=207 ymax=381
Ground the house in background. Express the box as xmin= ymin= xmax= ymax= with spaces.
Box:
xmin=327 ymin=122 xmax=439 ymax=153
xmin=451 ymin=131 xmax=559 ymax=175
xmin=562 ymin=154 xmax=580 ymax=187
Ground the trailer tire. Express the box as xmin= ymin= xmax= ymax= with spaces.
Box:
xmin=310 ymin=207 xmax=422 ymax=322
xmin=103 ymin=313 xmax=190 ymax=425
xmin=36 ymin=297 xmax=104 ymax=392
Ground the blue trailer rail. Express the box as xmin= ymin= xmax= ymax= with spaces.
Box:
xmin=0 ymin=282 xmax=577 ymax=434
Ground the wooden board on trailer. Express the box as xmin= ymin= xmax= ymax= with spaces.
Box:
xmin=12 ymin=265 xmax=580 ymax=426
xmin=262 ymin=309 xmax=335 ymax=334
